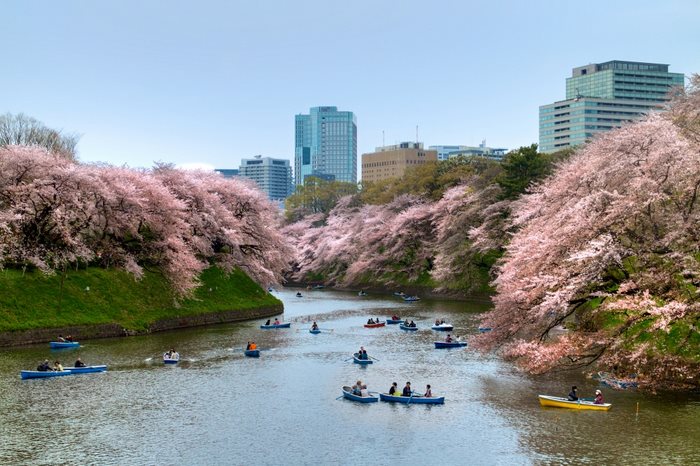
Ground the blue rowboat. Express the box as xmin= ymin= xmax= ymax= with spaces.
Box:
xmin=386 ymin=318 xmax=403 ymax=324
xmin=244 ymin=349 xmax=260 ymax=357
xmin=434 ymin=341 xmax=467 ymax=348
xmin=49 ymin=341 xmax=80 ymax=349
xmin=63 ymin=365 xmax=107 ymax=374
xmin=399 ymin=324 xmax=418 ymax=331
xmin=353 ymin=353 xmax=373 ymax=365
xmin=403 ymin=296 xmax=420 ymax=302
xmin=309 ymin=329 xmax=321 ymax=334
xmin=260 ymin=323 xmax=291 ymax=329
xmin=379 ymin=393 xmax=445 ymax=404
xmin=342 ymin=386 xmax=378 ymax=403
xmin=20 ymin=370 xmax=72 ymax=380
xmin=431 ymin=324 xmax=453 ymax=331
xmin=163 ymin=356 xmax=179 ymax=364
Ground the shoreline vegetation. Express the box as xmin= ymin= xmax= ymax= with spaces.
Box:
xmin=0 ymin=267 xmax=282 ymax=347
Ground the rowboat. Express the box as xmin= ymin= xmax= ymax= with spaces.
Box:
xmin=341 ymin=386 xmax=378 ymax=403
xmin=399 ymin=324 xmax=418 ymax=331
xmin=353 ymin=353 xmax=373 ymax=364
xmin=63 ymin=365 xmax=107 ymax=374
xmin=364 ymin=322 xmax=385 ymax=328
xmin=260 ymin=322 xmax=291 ymax=329
xmin=309 ymin=329 xmax=321 ymax=334
xmin=379 ymin=393 xmax=445 ymax=405
xmin=538 ymin=395 xmax=612 ymax=411
xmin=244 ymin=349 xmax=260 ymax=358
xmin=478 ymin=327 xmax=492 ymax=333
xmin=358 ymin=291 xmax=367 ymax=296
xmin=431 ymin=323 xmax=454 ymax=331
xmin=163 ymin=356 xmax=179 ymax=364
xmin=49 ymin=341 xmax=80 ymax=349
xmin=386 ymin=318 xmax=403 ymax=324
xmin=434 ymin=341 xmax=467 ymax=348
xmin=20 ymin=370 xmax=73 ymax=380
xmin=403 ymin=296 xmax=420 ymax=302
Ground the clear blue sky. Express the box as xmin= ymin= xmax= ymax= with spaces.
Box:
xmin=3 ymin=0 xmax=699 ymax=170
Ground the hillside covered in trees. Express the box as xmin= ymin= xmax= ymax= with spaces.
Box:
xmin=283 ymin=76 xmax=700 ymax=390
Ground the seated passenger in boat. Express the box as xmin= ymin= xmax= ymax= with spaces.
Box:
xmin=357 ymin=347 xmax=368 ymax=359
xmin=389 ymin=382 xmax=399 ymax=395
xmin=402 ymin=382 xmax=412 ymax=397
xmin=445 ymin=334 xmax=453 ymax=343
xmin=53 ymin=361 xmax=63 ymax=372
xmin=435 ymin=319 xmax=440 ymax=326
xmin=409 ymin=320 xmax=416 ymax=327
xmin=360 ymin=384 xmax=369 ymax=397
xmin=249 ymin=342 xmax=257 ymax=350
xmin=392 ymin=315 xmax=400 ymax=321
xmin=594 ymin=389 xmax=604 ymax=404
xmin=311 ymin=322 xmax=319 ymax=330
xmin=37 ymin=360 xmax=51 ymax=371
xmin=352 ymin=380 xmax=363 ymax=396
xmin=265 ymin=319 xmax=271 ymax=326
xmin=246 ymin=342 xmax=252 ymax=350
xmin=58 ymin=335 xmax=66 ymax=342
xmin=367 ymin=318 xmax=374 ymax=325
xmin=273 ymin=318 xmax=280 ymax=325
xmin=74 ymin=358 xmax=86 ymax=368
xmin=65 ymin=335 xmax=74 ymax=342
xmin=425 ymin=384 xmax=432 ymax=397
xmin=567 ymin=386 xmax=578 ymax=401
xmin=296 ymin=292 xmax=302 ymax=297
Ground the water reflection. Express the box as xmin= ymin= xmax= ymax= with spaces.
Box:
xmin=0 ymin=289 xmax=698 ymax=465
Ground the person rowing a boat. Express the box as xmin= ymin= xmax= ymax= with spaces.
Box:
xmin=594 ymin=389 xmax=604 ymax=404
xmin=74 ymin=357 xmax=86 ymax=368
xmin=53 ymin=360 xmax=64 ymax=372
xmin=424 ymin=384 xmax=432 ymax=397
xmin=445 ymin=334 xmax=453 ymax=343
xmin=265 ymin=319 xmax=271 ymax=326
xmin=367 ymin=318 xmax=375 ymax=325
xmin=389 ymin=382 xmax=399 ymax=395
xmin=357 ymin=346 xmax=368 ymax=360
xmin=352 ymin=380 xmax=363 ymax=396
xmin=37 ymin=360 xmax=51 ymax=372
xmin=409 ymin=320 xmax=416 ymax=327
xmin=273 ymin=318 xmax=281 ymax=325
xmin=402 ymin=382 xmax=412 ymax=397
xmin=392 ymin=315 xmax=400 ymax=321
xmin=58 ymin=335 xmax=66 ymax=342
xmin=567 ymin=386 xmax=578 ymax=401
xmin=311 ymin=321 xmax=319 ymax=330
xmin=249 ymin=342 xmax=257 ymax=350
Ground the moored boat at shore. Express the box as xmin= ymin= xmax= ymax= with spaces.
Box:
xmin=538 ymin=395 xmax=612 ymax=411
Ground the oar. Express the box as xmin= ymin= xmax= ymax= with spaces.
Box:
xmin=369 ymin=356 xmax=380 ymax=362
xmin=335 ymin=395 xmax=344 ymax=400
xmin=407 ymin=391 xmax=414 ymax=405
xmin=344 ymin=357 xmax=355 ymax=362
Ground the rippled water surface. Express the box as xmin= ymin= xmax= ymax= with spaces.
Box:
xmin=1 ymin=289 xmax=698 ymax=465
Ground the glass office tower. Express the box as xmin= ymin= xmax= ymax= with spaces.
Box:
xmin=539 ymin=61 xmax=684 ymax=153
xmin=239 ymin=156 xmax=293 ymax=201
xmin=295 ymin=106 xmax=357 ymax=185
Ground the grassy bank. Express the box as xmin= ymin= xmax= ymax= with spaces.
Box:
xmin=0 ymin=266 xmax=281 ymax=332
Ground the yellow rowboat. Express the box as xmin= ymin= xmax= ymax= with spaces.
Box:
xmin=538 ymin=395 xmax=612 ymax=411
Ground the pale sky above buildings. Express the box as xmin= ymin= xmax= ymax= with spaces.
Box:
xmin=3 ymin=0 xmax=699 ymax=171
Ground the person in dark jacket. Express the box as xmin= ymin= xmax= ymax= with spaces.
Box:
xmin=74 ymin=358 xmax=86 ymax=368
xmin=567 ymin=386 xmax=578 ymax=401
xmin=389 ymin=382 xmax=399 ymax=395
xmin=402 ymin=382 xmax=412 ymax=397
xmin=37 ymin=360 xmax=51 ymax=371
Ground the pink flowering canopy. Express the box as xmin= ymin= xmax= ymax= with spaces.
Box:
xmin=0 ymin=146 xmax=290 ymax=296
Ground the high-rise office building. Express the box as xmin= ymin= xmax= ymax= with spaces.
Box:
xmin=295 ymin=106 xmax=357 ymax=185
xmin=539 ymin=60 xmax=684 ymax=153
xmin=214 ymin=168 xmax=239 ymax=178
xmin=361 ymin=142 xmax=437 ymax=183
xmin=238 ymin=155 xmax=293 ymax=201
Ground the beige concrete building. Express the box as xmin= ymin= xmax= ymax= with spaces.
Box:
xmin=361 ymin=142 xmax=437 ymax=183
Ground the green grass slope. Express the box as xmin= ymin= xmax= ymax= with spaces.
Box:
xmin=0 ymin=267 xmax=281 ymax=332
